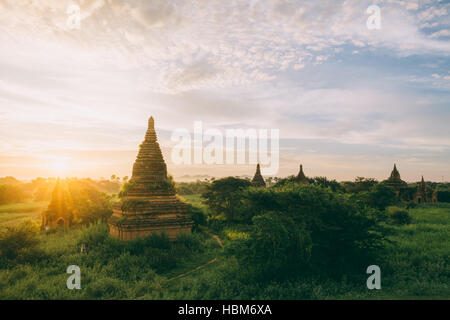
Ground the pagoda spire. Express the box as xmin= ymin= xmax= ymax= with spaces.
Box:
xmin=131 ymin=116 xmax=168 ymax=185
xmin=295 ymin=164 xmax=309 ymax=185
xmin=251 ymin=163 xmax=266 ymax=187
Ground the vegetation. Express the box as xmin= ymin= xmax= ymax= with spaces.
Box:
xmin=0 ymin=175 xmax=448 ymax=299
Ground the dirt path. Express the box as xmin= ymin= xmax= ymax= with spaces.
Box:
xmin=165 ymin=232 xmax=223 ymax=283
xmin=166 ymin=258 xmax=217 ymax=282
xmin=211 ymin=234 xmax=224 ymax=248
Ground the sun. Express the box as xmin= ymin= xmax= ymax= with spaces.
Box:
xmin=51 ymin=161 xmax=68 ymax=173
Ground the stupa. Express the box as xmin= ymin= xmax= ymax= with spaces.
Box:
xmin=41 ymin=178 xmax=73 ymax=229
xmin=295 ymin=164 xmax=310 ymax=185
xmin=414 ymin=176 xmax=428 ymax=204
xmin=109 ymin=117 xmax=193 ymax=241
xmin=382 ymin=164 xmax=407 ymax=199
xmin=251 ymin=164 xmax=266 ymax=187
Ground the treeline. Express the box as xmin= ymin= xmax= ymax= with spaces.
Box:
xmin=43 ymin=179 xmax=114 ymax=226
xmin=200 ymin=176 xmax=416 ymax=282
xmin=0 ymin=177 xmax=121 ymax=205
xmin=176 ymin=180 xmax=211 ymax=195
xmin=177 ymin=176 xmax=450 ymax=202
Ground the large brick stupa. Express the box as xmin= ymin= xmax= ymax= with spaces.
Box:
xmin=109 ymin=117 xmax=193 ymax=240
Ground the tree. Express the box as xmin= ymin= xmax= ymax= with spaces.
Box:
xmin=0 ymin=184 xmax=30 ymax=205
xmin=228 ymin=183 xmax=386 ymax=275
xmin=343 ymin=177 xmax=378 ymax=193
xmin=311 ymin=176 xmax=345 ymax=192
xmin=366 ymin=184 xmax=396 ymax=210
xmin=201 ymin=177 xmax=251 ymax=222
xmin=227 ymin=212 xmax=312 ymax=280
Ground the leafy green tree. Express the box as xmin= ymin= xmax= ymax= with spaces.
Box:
xmin=343 ymin=177 xmax=378 ymax=193
xmin=201 ymin=177 xmax=251 ymax=222
xmin=227 ymin=212 xmax=312 ymax=280
xmin=366 ymin=183 xmax=397 ymax=210
xmin=0 ymin=184 xmax=30 ymax=204
xmin=228 ymin=183 xmax=386 ymax=275
xmin=311 ymin=176 xmax=345 ymax=192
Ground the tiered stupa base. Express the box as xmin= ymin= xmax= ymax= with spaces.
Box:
xmin=109 ymin=195 xmax=193 ymax=241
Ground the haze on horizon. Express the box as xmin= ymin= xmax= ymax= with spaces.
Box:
xmin=0 ymin=0 xmax=449 ymax=182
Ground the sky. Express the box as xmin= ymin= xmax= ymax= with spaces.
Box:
xmin=0 ymin=0 xmax=449 ymax=182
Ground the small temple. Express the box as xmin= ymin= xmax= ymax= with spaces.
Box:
xmin=41 ymin=178 xmax=73 ymax=229
xmin=295 ymin=164 xmax=310 ymax=185
xmin=251 ymin=164 xmax=266 ymax=187
xmin=382 ymin=164 xmax=407 ymax=199
xmin=414 ymin=176 xmax=438 ymax=204
xmin=109 ymin=117 xmax=193 ymax=241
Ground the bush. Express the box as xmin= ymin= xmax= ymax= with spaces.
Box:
xmin=226 ymin=212 xmax=312 ymax=281
xmin=126 ymin=232 xmax=171 ymax=253
xmin=84 ymin=277 xmax=127 ymax=299
xmin=77 ymin=222 xmax=109 ymax=247
xmin=227 ymin=183 xmax=386 ymax=277
xmin=207 ymin=215 xmax=227 ymax=232
xmin=186 ymin=204 xmax=207 ymax=231
xmin=174 ymin=232 xmax=202 ymax=251
xmin=387 ymin=207 xmax=412 ymax=225
xmin=0 ymin=220 xmax=41 ymax=265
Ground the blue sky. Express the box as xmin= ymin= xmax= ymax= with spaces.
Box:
xmin=0 ymin=0 xmax=449 ymax=181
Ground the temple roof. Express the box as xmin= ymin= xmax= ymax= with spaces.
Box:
xmin=418 ymin=176 xmax=427 ymax=193
xmin=251 ymin=163 xmax=266 ymax=187
xmin=295 ymin=164 xmax=309 ymax=185
xmin=383 ymin=164 xmax=407 ymax=188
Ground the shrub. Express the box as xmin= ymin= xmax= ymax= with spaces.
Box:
xmin=186 ymin=204 xmax=207 ymax=231
xmin=126 ymin=232 xmax=171 ymax=253
xmin=387 ymin=207 xmax=412 ymax=225
xmin=226 ymin=212 xmax=312 ymax=281
xmin=84 ymin=277 xmax=127 ymax=299
xmin=0 ymin=220 xmax=41 ymax=265
xmin=227 ymin=183 xmax=386 ymax=277
xmin=174 ymin=232 xmax=202 ymax=251
xmin=207 ymin=215 xmax=227 ymax=232
xmin=77 ymin=222 xmax=109 ymax=247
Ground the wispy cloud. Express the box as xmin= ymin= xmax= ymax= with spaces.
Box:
xmin=0 ymin=0 xmax=449 ymax=180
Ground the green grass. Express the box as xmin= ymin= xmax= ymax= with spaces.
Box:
xmin=0 ymin=199 xmax=448 ymax=299
xmin=180 ymin=194 xmax=206 ymax=209
xmin=0 ymin=201 xmax=48 ymax=231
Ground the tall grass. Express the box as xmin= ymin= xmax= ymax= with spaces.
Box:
xmin=0 ymin=202 xmax=448 ymax=299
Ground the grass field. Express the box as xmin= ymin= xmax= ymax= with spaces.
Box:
xmin=0 ymin=198 xmax=448 ymax=299
xmin=0 ymin=201 xmax=48 ymax=231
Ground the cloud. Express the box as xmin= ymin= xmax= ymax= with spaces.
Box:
xmin=1 ymin=1 xmax=450 ymax=93
xmin=429 ymin=29 xmax=450 ymax=38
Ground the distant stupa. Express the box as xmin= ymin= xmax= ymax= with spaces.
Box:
xmin=414 ymin=176 xmax=437 ymax=204
xmin=251 ymin=164 xmax=266 ymax=187
xmin=382 ymin=164 xmax=407 ymax=199
xmin=295 ymin=164 xmax=310 ymax=185
xmin=109 ymin=117 xmax=193 ymax=241
xmin=41 ymin=178 xmax=73 ymax=229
